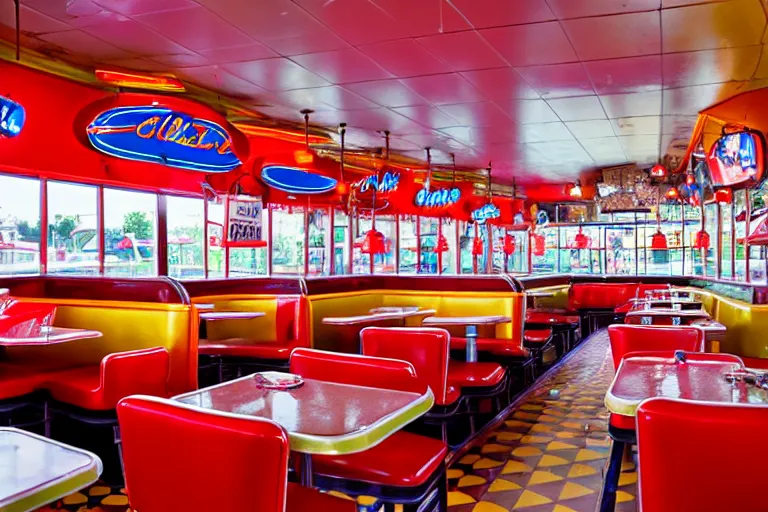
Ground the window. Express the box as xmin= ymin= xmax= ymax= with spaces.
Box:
xmin=166 ymin=196 xmax=205 ymax=280
xmin=207 ymin=200 xmax=225 ymax=278
xmin=47 ymin=181 xmax=99 ymax=276
xmin=104 ymin=188 xmax=157 ymax=277
xmin=721 ymin=202 xmax=733 ymax=279
xmin=398 ymin=215 xmax=418 ymax=274
xmin=440 ymin=219 xmax=457 ymax=274
xmin=703 ymin=203 xmax=718 ymax=278
xmin=0 ymin=175 xmax=40 ymax=275
xmin=332 ymin=208 xmax=349 ymax=275
xmin=735 ymin=190 xmax=747 ymax=281
xmin=229 ymin=202 xmax=269 ymax=278
xmin=271 ymin=205 xmax=305 ymax=275
xmin=307 ymin=208 xmax=330 ymax=276
xmin=374 ymin=215 xmax=396 ymax=274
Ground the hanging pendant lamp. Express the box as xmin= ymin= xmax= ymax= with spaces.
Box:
xmin=573 ymin=226 xmax=590 ymax=249
xmin=503 ymin=234 xmax=516 ymax=255
xmin=360 ymin=130 xmax=388 ymax=255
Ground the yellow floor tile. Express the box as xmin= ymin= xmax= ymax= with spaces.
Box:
xmin=574 ymin=449 xmax=606 ymax=462
xmin=520 ymin=435 xmax=552 ymax=444
xmin=447 ymin=469 xmax=465 ymax=479
xmin=537 ymin=455 xmax=569 ymax=468
xmin=553 ymin=505 xmax=579 ymax=512
xmin=62 ymin=493 xmax=88 ymax=506
xmin=527 ymin=471 xmax=563 ymax=485
xmin=502 ymin=461 xmax=533 ymax=474
xmin=511 ymin=446 xmax=543 ymax=457
xmin=88 ymin=486 xmax=111 ymax=497
xmin=447 ymin=491 xmax=476 ymax=506
xmin=101 ymin=495 xmax=129 ymax=506
xmin=513 ymin=490 xmax=552 ymax=509
xmin=567 ymin=464 xmax=599 ymax=478
xmin=558 ymin=482 xmax=595 ymax=500
xmin=473 ymin=502 xmax=510 ymax=512
xmin=458 ymin=475 xmax=487 ymax=487
xmin=488 ymin=479 xmax=523 ymax=492
xmin=528 ymin=424 xmax=554 ymax=433
xmin=545 ymin=441 xmax=578 ymax=451
xmin=619 ymin=472 xmax=638 ymax=486
xmin=474 ymin=458 xmax=504 ymax=470
xmin=505 ymin=420 xmax=534 ymax=429
xmin=617 ymin=490 xmax=636 ymax=503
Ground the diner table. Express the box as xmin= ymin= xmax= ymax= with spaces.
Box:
xmin=173 ymin=372 xmax=434 ymax=487
xmin=626 ymin=298 xmax=703 ymax=311
xmin=0 ymin=427 xmax=102 ymax=512
xmin=600 ymin=352 xmax=766 ymax=512
xmin=605 ymin=352 xmax=768 ymax=418
xmin=322 ymin=308 xmax=436 ymax=326
xmin=624 ymin=307 xmax=710 ymax=326
xmin=0 ymin=327 xmax=102 ymax=347
xmin=422 ymin=315 xmax=512 ymax=363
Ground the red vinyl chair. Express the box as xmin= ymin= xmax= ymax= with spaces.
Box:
xmin=117 ymin=396 xmax=355 ymax=512
xmin=46 ymin=347 xmax=171 ymax=411
xmin=636 ymin=397 xmax=768 ymax=512
xmin=361 ymin=327 xmax=506 ymax=441
xmin=361 ymin=327 xmax=505 ymax=398
xmin=288 ymin=348 xmax=448 ymax=512
xmin=608 ymin=324 xmax=704 ymax=371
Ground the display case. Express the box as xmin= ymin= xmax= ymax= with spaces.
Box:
xmin=398 ymin=215 xmax=418 ymax=274
xmin=271 ymin=205 xmax=305 ymax=275
xmin=333 ymin=208 xmax=350 ymax=275
xmin=307 ymin=208 xmax=330 ymax=276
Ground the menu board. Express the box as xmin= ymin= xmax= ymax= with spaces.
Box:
xmin=224 ymin=195 xmax=265 ymax=247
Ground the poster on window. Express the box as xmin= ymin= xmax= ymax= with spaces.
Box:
xmin=224 ymin=195 xmax=266 ymax=247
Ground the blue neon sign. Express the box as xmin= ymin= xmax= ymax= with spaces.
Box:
xmin=87 ymin=106 xmax=240 ymax=173
xmin=472 ymin=203 xmax=500 ymax=224
xmin=261 ymin=165 xmax=337 ymax=194
xmin=415 ymin=187 xmax=461 ymax=208
xmin=0 ymin=96 xmax=25 ymax=138
xmin=357 ymin=171 xmax=400 ymax=194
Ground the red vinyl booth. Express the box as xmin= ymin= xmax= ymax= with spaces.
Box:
xmin=46 ymin=347 xmax=170 ymax=411
xmin=117 ymin=396 xmax=355 ymax=512
xmin=636 ymin=398 xmax=768 ymax=512
xmin=288 ymin=348 xmax=448 ymax=511
xmin=198 ymin=296 xmax=310 ymax=364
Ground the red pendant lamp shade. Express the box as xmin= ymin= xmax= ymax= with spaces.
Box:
xmin=694 ymin=230 xmax=710 ymax=250
xmin=436 ymin=234 xmax=450 ymax=253
xmin=472 ymin=237 xmax=484 ymax=256
xmin=503 ymin=234 xmax=516 ymax=255
xmin=361 ymin=229 xmax=386 ymax=255
xmin=715 ymin=188 xmax=733 ymax=204
xmin=650 ymin=164 xmax=667 ymax=178
xmin=651 ymin=231 xmax=668 ymax=249
xmin=532 ymin=233 xmax=546 ymax=257
xmin=573 ymin=227 xmax=590 ymax=249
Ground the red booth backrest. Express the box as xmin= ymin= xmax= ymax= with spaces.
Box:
xmin=360 ymin=327 xmax=451 ymax=405
xmin=276 ymin=296 xmax=309 ymax=344
xmin=118 ymin=396 xmax=290 ymax=512
xmin=637 ymin=398 xmax=768 ymax=511
xmin=102 ymin=347 xmax=170 ymax=407
xmin=0 ymin=301 xmax=57 ymax=338
xmin=289 ymin=348 xmax=427 ymax=395
xmin=569 ymin=283 xmax=641 ymax=310
xmin=608 ymin=325 xmax=704 ymax=370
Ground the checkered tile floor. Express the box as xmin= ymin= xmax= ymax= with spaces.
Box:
xmin=446 ymin=329 xmax=637 ymax=512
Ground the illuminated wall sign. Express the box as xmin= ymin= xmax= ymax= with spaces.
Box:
xmin=472 ymin=203 xmax=501 ymax=224
xmin=261 ymin=165 xmax=337 ymax=194
xmin=225 ymin=195 xmax=264 ymax=247
xmin=415 ymin=187 xmax=461 ymax=208
xmin=356 ymin=171 xmax=400 ymax=194
xmin=0 ymin=96 xmax=25 ymax=138
xmin=86 ymin=106 xmax=240 ymax=173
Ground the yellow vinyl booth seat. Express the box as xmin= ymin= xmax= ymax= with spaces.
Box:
xmin=1 ymin=277 xmax=197 ymax=395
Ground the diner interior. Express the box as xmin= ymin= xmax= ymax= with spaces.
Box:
xmin=2 ymin=1 xmax=768 ymax=511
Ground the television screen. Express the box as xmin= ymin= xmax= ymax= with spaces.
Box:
xmin=707 ymin=132 xmax=764 ymax=187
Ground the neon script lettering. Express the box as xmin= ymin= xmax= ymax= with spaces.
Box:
xmin=357 ymin=172 xmax=400 ymax=194
xmin=0 ymin=96 xmax=25 ymax=138
xmin=415 ymin=188 xmax=461 ymax=208
xmin=87 ymin=107 xmax=240 ymax=173
xmin=471 ymin=203 xmax=501 ymax=224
